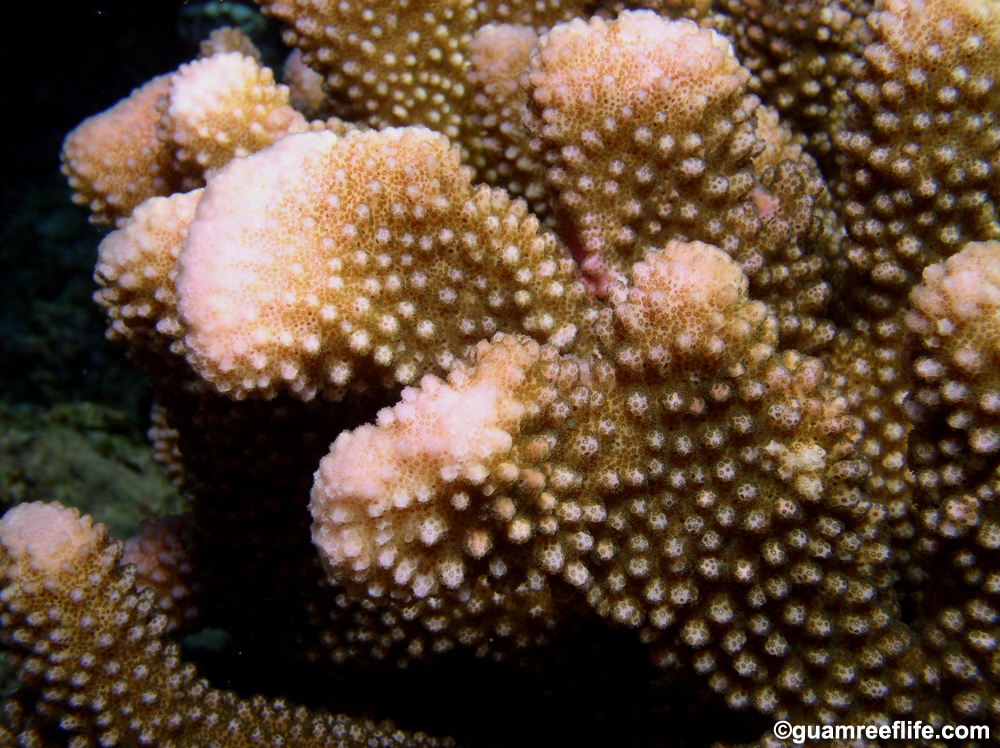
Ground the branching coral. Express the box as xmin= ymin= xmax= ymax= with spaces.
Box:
xmin=61 ymin=38 xmax=350 ymax=227
xmin=175 ymin=126 xmax=594 ymax=399
xmin=837 ymin=0 xmax=1000 ymax=321
xmin=17 ymin=0 xmax=1000 ymax=744
xmin=252 ymin=0 xmax=593 ymax=175
xmin=0 ymin=502 xmax=447 ymax=748
xmin=312 ymin=243 xmax=910 ymax=727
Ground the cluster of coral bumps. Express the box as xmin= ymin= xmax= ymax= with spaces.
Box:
xmin=1 ymin=0 xmax=999 ymax=745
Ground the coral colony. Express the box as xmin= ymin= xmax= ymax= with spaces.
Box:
xmin=1 ymin=0 xmax=999 ymax=745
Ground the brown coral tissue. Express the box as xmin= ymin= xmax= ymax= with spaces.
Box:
xmin=11 ymin=0 xmax=1000 ymax=746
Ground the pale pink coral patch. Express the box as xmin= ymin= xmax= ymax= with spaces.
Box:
xmin=909 ymin=242 xmax=1000 ymax=329
xmin=176 ymin=130 xmax=341 ymax=376
xmin=283 ymin=48 xmax=328 ymax=116
xmin=612 ymin=240 xmax=748 ymax=342
xmin=0 ymin=502 xmax=102 ymax=575
xmin=468 ymin=24 xmax=538 ymax=90
xmin=531 ymin=11 xmax=745 ymax=119
xmin=310 ymin=337 xmax=539 ymax=594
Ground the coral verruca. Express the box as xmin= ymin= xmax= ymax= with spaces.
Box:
xmin=0 ymin=503 xmax=447 ymax=748
xmin=8 ymin=0 xmax=1000 ymax=745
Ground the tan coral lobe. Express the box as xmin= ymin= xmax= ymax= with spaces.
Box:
xmin=873 ymin=0 xmax=1000 ymax=57
xmin=283 ymin=48 xmax=329 ymax=117
xmin=908 ymin=242 xmax=1000 ymax=464
xmin=529 ymin=12 xmax=745 ymax=126
xmin=61 ymin=75 xmax=179 ymax=226
xmin=122 ymin=514 xmax=201 ymax=633
xmin=905 ymin=242 xmax=1000 ymax=722
xmin=0 ymin=503 xmax=448 ymax=748
xmin=176 ymin=129 xmax=345 ymax=397
xmin=311 ymin=335 xmax=540 ymax=598
xmin=524 ymin=11 xmax=758 ymax=293
xmin=95 ymin=189 xmax=202 ymax=350
xmin=198 ymin=25 xmax=263 ymax=61
xmin=467 ymin=24 xmax=545 ymax=212
xmin=838 ymin=0 xmax=1000 ymax=317
xmin=0 ymin=502 xmax=103 ymax=575
xmin=177 ymin=126 xmax=590 ymax=401
xmin=164 ymin=52 xmax=310 ymax=174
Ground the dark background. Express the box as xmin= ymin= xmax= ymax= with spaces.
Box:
xmin=1 ymin=0 xmax=195 ymax=415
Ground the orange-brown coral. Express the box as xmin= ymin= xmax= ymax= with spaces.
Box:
xmin=61 ymin=74 xmax=182 ymax=226
xmin=175 ymin=127 xmax=596 ymax=400
xmin=28 ymin=0 xmax=1000 ymax=745
xmin=61 ymin=47 xmax=350 ymax=227
xmin=0 ymin=502 xmax=448 ymax=748
xmin=311 ymin=242 xmax=919 ymax=726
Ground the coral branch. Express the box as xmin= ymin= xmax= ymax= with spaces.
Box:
xmin=0 ymin=503 xmax=448 ymax=748
xmin=41 ymin=0 xmax=1000 ymax=741
xmin=174 ymin=127 xmax=595 ymax=400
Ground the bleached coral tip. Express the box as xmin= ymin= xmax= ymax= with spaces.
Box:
xmin=0 ymin=502 xmax=103 ymax=575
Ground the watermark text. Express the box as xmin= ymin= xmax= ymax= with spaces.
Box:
xmin=773 ymin=720 xmax=990 ymax=743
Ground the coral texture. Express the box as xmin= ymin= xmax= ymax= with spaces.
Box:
xmin=0 ymin=503 xmax=446 ymax=748
xmin=61 ymin=41 xmax=350 ymax=227
xmin=175 ymin=127 xmax=593 ymax=400
xmin=23 ymin=0 xmax=1000 ymax=745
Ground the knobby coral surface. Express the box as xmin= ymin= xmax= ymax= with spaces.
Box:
xmin=10 ymin=0 xmax=1000 ymax=745
xmin=0 ymin=503 xmax=446 ymax=748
